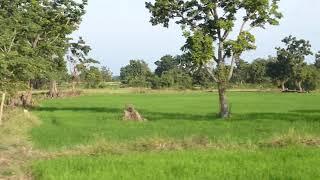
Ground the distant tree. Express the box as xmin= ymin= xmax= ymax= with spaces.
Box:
xmin=315 ymin=52 xmax=320 ymax=69
xmin=155 ymin=55 xmax=178 ymax=76
xmin=191 ymin=67 xmax=216 ymax=88
xmin=68 ymin=37 xmax=99 ymax=92
xmin=101 ymin=66 xmax=113 ymax=82
xmin=247 ymin=59 xmax=269 ymax=84
xmin=175 ymin=54 xmax=194 ymax=74
xmin=120 ymin=60 xmax=152 ymax=87
xmin=293 ymin=62 xmax=309 ymax=92
xmin=82 ymin=66 xmax=103 ymax=88
xmin=231 ymin=59 xmax=250 ymax=84
xmin=156 ymin=53 xmax=214 ymax=88
xmin=162 ymin=68 xmax=193 ymax=89
xmin=301 ymin=65 xmax=319 ymax=91
xmin=271 ymin=36 xmax=313 ymax=91
xmin=146 ymin=0 xmax=282 ymax=118
xmin=267 ymin=57 xmax=289 ymax=90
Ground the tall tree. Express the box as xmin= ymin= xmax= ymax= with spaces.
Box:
xmin=146 ymin=0 xmax=282 ymax=118
xmin=68 ymin=37 xmax=99 ymax=92
xmin=274 ymin=36 xmax=313 ymax=91
xmin=155 ymin=55 xmax=178 ymax=76
xmin=0 ymin=0 xmax=45 ymax=108
xmin=231 ymin=59 xmax=250 ymax=84
xmin=81 ymin=66 xmax=103 ymax=88
xmin=120 ymin=60 xmax=152 ymax=87
xmin=22 ymin=0 xmax=88 ymax=97
xmin=101 ymin=66 xmax=113 ymax=82
xmin=247 ymin=58 xmax=269 ymax=84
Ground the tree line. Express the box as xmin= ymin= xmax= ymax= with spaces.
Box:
xmin=120 ymin=36 xmax=320 ymax=92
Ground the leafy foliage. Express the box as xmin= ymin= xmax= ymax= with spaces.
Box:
xmin=155 ymin=55 xmax=179 ymax=76
xmin=81 ymin=66 xmax=104 ymax=89
xmin=120 ymin=60 xmax=152 ymax=87
xmin=182 ymin=30 xmax=214 ymax=66
xmin=315 ymin=52 xmax=320 ymax=69
xmin=247 ymin=59 xmax=270 ymax=84
xmin=0 ymin=0 xmax=88 ymax=97
xmin=270 ymin=36 xmax=313 ymax=91
xmin=146 ymin=0 xmax=283 ymax=117
xmin=68 ymin=37 xmax=99 ymax=84
xmin=101 ymin=66 xmax=113 ymax=82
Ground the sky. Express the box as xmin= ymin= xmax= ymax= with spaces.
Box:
xmin=74 ymin=0 xmax=320 ymax=75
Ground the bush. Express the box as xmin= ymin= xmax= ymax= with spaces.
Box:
xmin=150 ymin=68 xmax=193 ymax=89
xmin=159 ymin=72 xmax=175 ymax=88
xmin=128 ymin=77 xmax=150 ymax=88
xmin=191 ymin=68 xmax=215 ymax=88
xmin=148 ymin=76 xmax=162 ymax=89
xmin=302 ymin=68 xmax=319 ymax=91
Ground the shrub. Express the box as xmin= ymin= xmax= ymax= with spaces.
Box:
xmin=151 ymin=68 xmax=193 ymax=89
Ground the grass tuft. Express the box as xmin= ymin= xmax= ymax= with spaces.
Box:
xmin=264 ymin=128 xmax=320 ymax=147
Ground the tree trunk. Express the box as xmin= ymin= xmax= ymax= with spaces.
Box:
xmin=0 ymin=92 xmax=6 ymax=126
xmin=218 ymin=82 xmax=230 ymax=119
xmin=49 ymin=80 xmax=59 ymax=98
xmin=28 ymin=80 xmax=33 ymax=105
xmin=281 ymin=81 xmax=286 ymax=91
xmin=21 ymin=81 xmax=33 ymax=107
xmin=72 ymin=80 xmax=76 ymax=93
xmin=297 ymin=81 xmax=303 ymax=92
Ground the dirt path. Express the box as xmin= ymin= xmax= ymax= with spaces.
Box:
xmin=0 ymin=109 xmax=39 ymax=180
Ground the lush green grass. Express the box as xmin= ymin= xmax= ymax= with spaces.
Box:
xmin=30 ymin=92 xmax=320 ymax=179
xmin=32 ymin=147 xmax=320 ymax=180
xmin=31 ymin=92 xmax=320 ymax=149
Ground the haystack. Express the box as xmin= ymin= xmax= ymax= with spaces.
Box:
xmin=123 ymin=105 xmax=144 ymax=122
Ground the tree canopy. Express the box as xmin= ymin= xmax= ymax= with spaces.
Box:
xmin=146 ymin=0 xmax=283 ymax=118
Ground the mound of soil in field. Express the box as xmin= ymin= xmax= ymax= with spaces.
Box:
xmin=123 ymin=105 xmax=145 ymax=122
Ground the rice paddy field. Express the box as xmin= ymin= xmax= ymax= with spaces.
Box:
xmin=28 ymin=92 xmax=320 ymax=179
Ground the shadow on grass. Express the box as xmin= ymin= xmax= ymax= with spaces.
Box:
xmin=32 ymin=107 xmax=320 ymax=122
xmin=290 ymin=110 xmax=320 ymax=114
xmin=32 ymin=107 xmax=121 ymax=113
xmin=232 ymin=112 xmax=320 ymax=122
xmin=33 ymin=106 xmax=220 ymax=122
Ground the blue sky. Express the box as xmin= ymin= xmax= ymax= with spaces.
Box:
xmin=74 ymin=0 xmax=320 ymax=75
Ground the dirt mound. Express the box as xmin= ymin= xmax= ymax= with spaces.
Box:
xmin=123 ymin=105 xmax=145 ymax=122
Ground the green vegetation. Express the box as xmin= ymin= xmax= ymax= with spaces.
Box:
xmin=146 ymin=0 xmax=282 ymax=118
xmin=31 ymin=92 xmax=320 ymax=149
xmin=29 ymin=92 xmax=320 ymax=179
xmin=32 ymin=148 xmax=320 ymax=180
xmin=0 ymin=0 xmax=320 ymax=179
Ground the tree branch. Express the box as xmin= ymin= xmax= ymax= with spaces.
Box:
xmin=206 ymin=66 xmax=218 ymax=83
xmin=48 ymin=34 xmax=61 ymax=45
xmin=32 ymin=34 xmax=42 ymax=49
xmin=212 ymin=5 xmax=222 ymax=40
xmin=239 ymin=20 xmax=247 ymax=34
xmin=228 ymin=55 xmax=237 ymax=80
xmin=227 ymin=19 xmax=248 ymax=81
xmin=8 ymin=29 xmax=17 ymax=53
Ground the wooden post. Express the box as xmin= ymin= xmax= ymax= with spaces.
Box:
xmin=0 ymin=92 xmax=6 ymax=126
